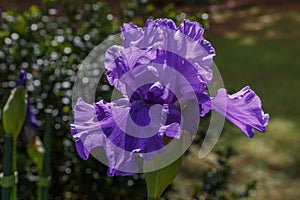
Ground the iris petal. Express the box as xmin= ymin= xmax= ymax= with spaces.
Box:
xmin=71 ymin=97 xmax=182 ymax=176
xmin=209 ymin=87 xmax=269 ymax=138
xmin=121 ymin=22 xmax=143 ymax=48
xmin=71 ymin=98 xmax=139 ymax=176
xmin=118 ymin=19 xmax=216 ymax=84
xmin=105 ymin=46 xmax=156 ymax=93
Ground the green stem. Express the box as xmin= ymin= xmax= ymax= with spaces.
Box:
xmin=1 ymin=135 xmax=13 ymax=200
xmin=11 ymin=137 xmax=17 ymax=200
xmin=37 ymin=172 xmax=42 ymax=200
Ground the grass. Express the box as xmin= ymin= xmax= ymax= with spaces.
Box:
xmin=169 ymin=5 xmax=300 ymax=200
xmin=208 ymin=11 xmax=300 ymax=119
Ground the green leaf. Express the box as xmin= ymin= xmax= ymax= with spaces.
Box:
xmin=145 ymin=156 xmax=183 ymax=200
xmin=2 ymin=86 xmax=27 ymax=139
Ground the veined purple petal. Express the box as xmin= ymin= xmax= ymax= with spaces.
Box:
xmin=71 ymin=97 xmax=182 ymax=176
xmin=179 ymin=20 xmax=204 ymax=42
xmin=107 ymin=18 xmax=216 ymax=96
xmin=105 ymin=46 xmax=156 ymax=92
xmin=130 ymin=82 xmax=177 ymax=105
xmin=210 ymin=86 xmax=269 ymax=138
xmin=129 ymin=100 xmax=151 ymax=126
xmin=105 ymin=46 xmax=208 ymax=101
xmin=95 ymin=99 xmax=181 ymax=153
xmin=71 ymin=98 xmax=139 ymax=176
xmin=145 ymin=18 xmax=177 ymax=30
xmin=71 ymin=98 xmax=106 ymax=158
xmin=163 ymin=104 xmax=181 ymax=125
xmin=178 ymin=20 xmax=215 ymax=58
xmin=155 ymin=50 xmax=208 ymax=91
xmin=118 ymin=19 xmax=216 ymax=84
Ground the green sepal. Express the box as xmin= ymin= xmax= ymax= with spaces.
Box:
xmin=2 ymin=86 xmax=27 ymax=139
xmin=145 ymin=156 xmax=183 ymax=200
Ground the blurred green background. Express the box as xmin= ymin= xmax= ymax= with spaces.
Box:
xmin=0 ymin=0 xmax=299 ymax=199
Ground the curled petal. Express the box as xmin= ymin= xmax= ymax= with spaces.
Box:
xmin=210 ymin=86 xmax=269 ymax=138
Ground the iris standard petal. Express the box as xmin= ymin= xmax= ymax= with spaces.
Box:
xmin=118 ymin=19 xmax=216 ymax=84
xmin=105 ymin=46 xmax=209 ymax=102
xmin=105 ymin=46 xmax=156 ymax=92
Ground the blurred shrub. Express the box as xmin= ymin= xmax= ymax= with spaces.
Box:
xmin=120 ymin=0 xmax=210 ymax=28
xmin=192 ymin=146 xmax=257 ymax=200
xmin=0 ymin=1 xmax=145 ymax=199
xmin=144 ymin=0 xmax=224 ymax=6
xmin=0 ymin=0 xmax=216 ymax=199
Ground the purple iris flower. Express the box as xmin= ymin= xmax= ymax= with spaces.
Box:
xmin=16 ymin=70 xmax=39 ymax=145
xmin=71 ymin=19 xmax=269 ymax=176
